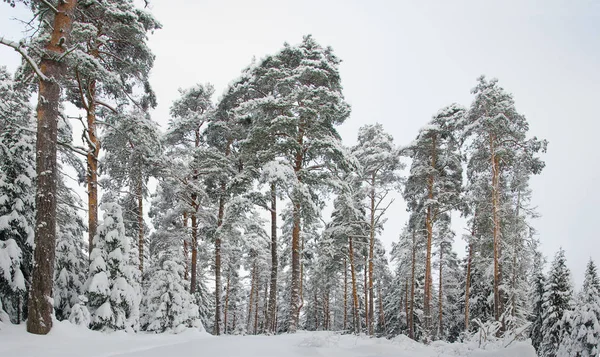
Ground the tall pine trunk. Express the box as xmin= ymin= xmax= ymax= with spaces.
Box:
xmin=464 ymin=215 xmax=476 ymax=332
xmin=409 ymin=230 xmax=416 ymax=339
xmin=367 ymin=173 xmax=376 ymax=336
xmin=348 ymin=236 xmax=360 ymax=333
xmin=364 ymin=255 xmax=368 ymax=333
xmin=289 ymin=136 xmax=303 ymax=332
xmin=490 ymin=134 xmax=502 ymax=323
xmin=85 ymin=79 xmax=99 ymax=258
xmin=214 ymin=193 xmax=225 ymax=335
xmin=438 ymin=243 xmax=443 ymax=339
xmin=27 ymin=0 xmax=77 ymax=335
xmin=343 ymin=257 xmax=348 ymax=331
xmin=137 ymin=176 xmax=144 ymax=273
xmin=189 ymin=129 xmax=200 ymax=294
xmin=183 ymin=213 xmax=189 ymax=280
xmin=267 ymin=184 xmax=278 ymax=333
xmin=424 ymin=134 xmax=436 ymax=336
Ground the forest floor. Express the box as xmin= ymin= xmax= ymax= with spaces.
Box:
xmin=0 ymin=320 xmax=536 ymax=357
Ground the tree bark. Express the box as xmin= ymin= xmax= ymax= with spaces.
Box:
xmin=438 ymin=243 xmax=443 ymax=339
xmin=368 ymin=173 xmax=376 ymax=336
xmin=464 ymin=219 xmax=475 ymax=332
xmin=183 ymin=213 xmax=189 ymax=280
xmin=344 ymin=257 xmax=348 ymax=331
xmin=364 ymin=255 xmax=368 ymax=333
xmin=224 ymin=274 xmax=230 ymax=334
xmin=409 ymin=230 xmax=416 ymax=340
xmin=267 ymin=183 xmax=278 ymax=333
xmin=137 ymin=176 xmax=144 ymax=273
xmin=247 ymin=260 xmax=256 ymax=332
xmin=27 ymin=0 xmax=77 ymax=335
xmin=424 ymin=134 xmax=437 ymax=337
xmin=189 ymin=128 xmax=200 ymax=294
xmin=348 ymin=236 xmax=360 ymax=333
xmin=490 ymin=134 xmax=501 ymax=323
xmin=289 ymin=126 xmax=304 ymax=332
xmin=378 ymin=279 xmax=385 ymax=335
xmin=86 ymin=80 xmax=99 ymax=258
xmin=189 ymin=203 xmax=198 ymax=293
xmin=214 ymin=193 xmax=225 ymax=335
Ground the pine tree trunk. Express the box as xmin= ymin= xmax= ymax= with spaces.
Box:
xmin=27 ymin=0 xmax=77 ymax=335
xmin=314 ymin=289 xmax=319 ymax=330
xmin=289 ymin=140 xmax=303 ymax=332
xmin=190 ymin=204 xmax=198 ymax=293
xmin=137 ymin=176 xmax=144 ymax=273
xmin=253 ymin=278 xmax=259 ymax=335
xmin=424 ymin=134 xmax=437 ymax=337
xmin=368 ymin=173 xmax=376 ymax=336
xmin=183 ymin=213 xmax=189 ymax=280
xmin=464 ymin=216 xmax=476 ymax=332
xmin=438 ymin=243 xmax=443 ymax=339
xmin=267 ymin=184 xmax=278 ymax=333
xmin=247 ymin=261 xmax=256 ymax=332
xmin=409 ymin=230 xmax=416 ymax=340
xmin=348 ymin=236 xmax=360 ymax=334
xmin=224 ymin=274 xmax=230 ymax=334
xmin=364 ymin=255 xmax=368 ymax=333
xmin=378 ymin=279 xmax=385 ymax=335
xmin=214 ymin=193 xmax=225 ymax=335
xmin=262 ymin=281 xmax=269 ymax=334
xmin=86 ymin=80 xmax=99 ymax=258
xmin=490 ymin=135 xmax=502 ymax=323
xmin=344 ymin=257 xmax=348 ymax=331
xmin=189 ymin=129 xmax=200 ymax=294
xmin=405 ymin=279 xmax=409 ymax=332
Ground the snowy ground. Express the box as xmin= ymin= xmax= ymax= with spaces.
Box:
xmin=0 ymin=321 xmax=536 ymax=357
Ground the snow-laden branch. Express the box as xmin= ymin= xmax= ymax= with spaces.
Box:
xmin=95 ymin=99 xmax=118 ymax=113
xmin=0 ymin=36 xmax=49 ymax=81
xmin=39 ymin=0 xmax=59 ymax=14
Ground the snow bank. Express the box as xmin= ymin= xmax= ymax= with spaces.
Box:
xmin=0 ymin=322 xmax=537 ymax=357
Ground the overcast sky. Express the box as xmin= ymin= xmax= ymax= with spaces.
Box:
xmin=1 ymin=0 xmax=599 ymax=285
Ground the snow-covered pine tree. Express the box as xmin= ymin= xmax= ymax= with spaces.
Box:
xmin=165 ymin=83 xmax=215 ymax=296
xmin=1 ymin=0 xmax=77 ymax=334
xmin=540 ymin=248 xmax=574 ymax=357
xmin=85 ymin=203 xmax=141 ymax=331
xmin=462 ymin=76 xmax=547 ymax=326
xmin=234 ymin=35 xmax=352 ymax=332
xmin=142 ymin=246 xmax=200 ymax=333
xmin=352 ymin=123 xmax=402 ymax=336
xmin=101 ymin=108 xmax=162 ymax=274
xmin=63 ymin=0 xmax=160 ymax=257
xmin=402 ymin=104 xmax=464 ymax=340
xmin=0 ymin=67 xmax=35 ymax=324
xmin=53 ymin=176 xmax=88 ymax=321
xmin=558 ymin=259 xmax=600 ymax=357
xmin=529 ymin=256 xmax=546 ymax=354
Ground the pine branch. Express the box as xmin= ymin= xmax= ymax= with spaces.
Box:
xmin=39 ymin=0 xmax=59 ymax=14
xmin=0 ymin=36 xmax=49 ymax=81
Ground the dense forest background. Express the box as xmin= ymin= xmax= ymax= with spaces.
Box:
xmin=1 ymin=1 xmax=599 ymax=357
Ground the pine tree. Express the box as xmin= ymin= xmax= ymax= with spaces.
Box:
xmin=53 ymin=176 xmax=87 ymax=321
xmin=462 ymin=76 xmax=547 ymax=326
xmin=403 ymin=104 xmax=464 ymax=339
xmin=352 ymin=123 xmax=401 ymax=336
xmin=142 ymin=249 xmax=200 ymax=332
xmin=1 ymin=0 xmax=78 ymax=334
xmin=0 ymin=67 xmax=35 ymax=324
xmin=558 ymin=259 xmax=600 ymax=357
xmin=529 ymin=268 xmax=545 ymax=354
xmin=101 ymin=108 xmax=162 ymax=273
xmin=540 ymin=248 xmax=574 ymax=357
xmin=85 ymin=203 xmax=141 ymax=331
xmin=234 ymin=36 xmax=352 ymax=332
xmin=63 ymin=0 xmax=160 ymax=257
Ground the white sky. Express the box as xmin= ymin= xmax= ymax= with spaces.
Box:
xmin=1 ymin=0 xmax=599 ymax=285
